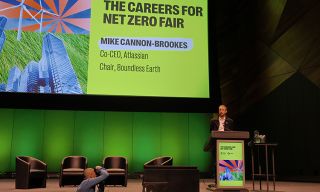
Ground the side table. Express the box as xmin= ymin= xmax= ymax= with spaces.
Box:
xmin=250 ymin=143 xmax=278 ymax=191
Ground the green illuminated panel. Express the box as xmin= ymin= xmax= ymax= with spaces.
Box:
xmin=43 ymin=110 xmax=75 ymax=172
xmin=0 ymin=109 xmax=14 ymax=172
xmin=132 ymin=112 xmax=161 ymax=172
xmin=103 ymin=112 xmax=133 ymax=171
xmin=10 ymin=109 xmax=45 ymax=171
xmin=161 ymin=113 xmax=189 ymax=165
xmin=74 ymin=111 xmax=104 ymax=168
xmin=189 ymin=113 xmax=211 ymax=171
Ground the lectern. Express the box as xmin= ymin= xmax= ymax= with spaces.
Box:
xmin=211 ymin=131 xmax=250 ymax=192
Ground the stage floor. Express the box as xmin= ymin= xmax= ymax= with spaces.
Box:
xmin=0 ymin=178 xmax=319 ymax=192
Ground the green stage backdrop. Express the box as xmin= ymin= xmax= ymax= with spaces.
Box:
xmin=0 ymin=108 xmax=210 ymax=173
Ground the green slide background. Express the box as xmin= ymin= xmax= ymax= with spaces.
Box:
xmin=0 ymin=108 xmax=211 ymax=173
xmin=87 ymin=0 xmax=209 ymax=98
xmin=219 ymin=142 xmax=243 ymax=160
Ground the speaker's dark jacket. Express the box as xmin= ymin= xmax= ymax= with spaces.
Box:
xmin=210 ymin=117 xmax=233 ymax=131
xmin=204 ymin=117 xmax=234 ymax=152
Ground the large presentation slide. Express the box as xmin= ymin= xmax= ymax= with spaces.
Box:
xmin=0 ymin=0 xmax=209 ymax=98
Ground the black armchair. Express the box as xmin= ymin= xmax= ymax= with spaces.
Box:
xmin=103 ymin=156 xmax=128 ymax=187
xmin=144 ymin=156 xmax=173 ymax=167
xmin=142 ymin=156 xmax=173 ymax=192
xmin=15 ymin=156 xmax=47 ymax=189
xmin=59 ymin=156 xmax=87 ymax=187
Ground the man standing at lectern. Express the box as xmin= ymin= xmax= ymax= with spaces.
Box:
xmin=206 ymin=104 xmax=234 ymax=189
xmin=210 ymin=104 xmax=233 ymax=132
xmin=204 ymin=104 xmax=234 ymax=152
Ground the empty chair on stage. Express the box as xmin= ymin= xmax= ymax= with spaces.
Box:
xmin=144 ymin=156 xmax=173 ymax=167
xmin=16 ymin=156 xmax=47 ymax=189
xmin=103 ymin=156 xmax=128 ymax=186
xmin=59 ymin=156 xmax=87 ymax=187
xmin=142 ymin=156 xmax=174 ymax=192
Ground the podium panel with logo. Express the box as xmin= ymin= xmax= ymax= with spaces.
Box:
xmin=211 ymin=131 xmax=249 ymax=192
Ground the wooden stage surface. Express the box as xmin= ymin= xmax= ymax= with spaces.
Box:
xmin=0 ymin=178 xmax=319 ymax=192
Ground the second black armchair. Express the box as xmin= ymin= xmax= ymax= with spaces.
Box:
xmin=103 ymin=156 xmax=128 ymax=187
xmin=59 ymin=156 xmax=87 ymax=187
